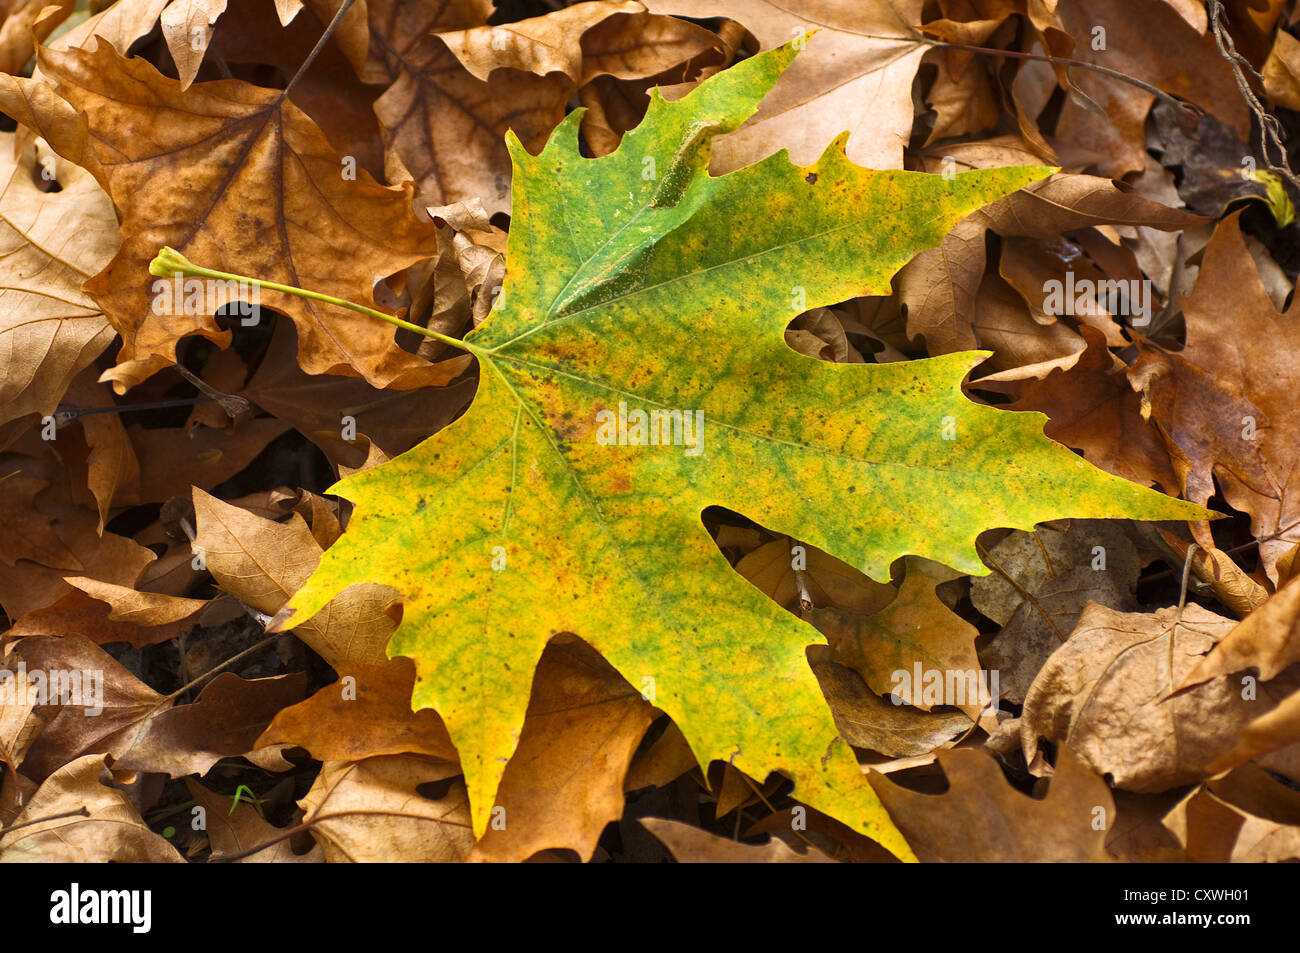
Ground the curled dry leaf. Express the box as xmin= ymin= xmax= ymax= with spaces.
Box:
xmin=808 ymin=646 xmax=972 ymax=759
xmin=0 ymin=754 xmax=182 ymax=862
xmin=1162 ymin=764 xmax=1300 ymax=862
xmin=1180 ymin=574 xmax=1300 ymax=690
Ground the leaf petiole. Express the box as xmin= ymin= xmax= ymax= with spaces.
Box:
xmin=147 ymin=246 xmax=486 ymax=359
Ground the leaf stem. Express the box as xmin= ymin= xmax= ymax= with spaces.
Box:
xmin=148 ymin=247 xmax=486 ymax=359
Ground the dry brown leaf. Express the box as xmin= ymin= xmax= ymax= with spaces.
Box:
xmin=1208 ymin=688 xmax=1300 ymax=774
xmin=1105 ymin=789 xmax=1191 ymax=862
xmin=0 ymin=754 xmax=182 ymax=862
xmin=0 ymin=501 xmax=159 ymax=620
xmin=735 ymin=535 xmax=894 ymax=616
xmin=866 ymin=746 xmax=1114 ymax=861
xmin=439 ymin=1 xmax=644 ymax=81
xmin=0 ymin=0 xmax=73 ymax=88
xmin=0 ymin=135 xmax=118 ymax=430
xmin=644 ymin=0 xmax=927 ymax=173
xmin=1180 ymin=574 xmax=1300 ymax=688
xmin=469 ymin=636 xmax=655 ymax=863
xmin=1020 ymin=602 xmax=1300 ymax=792
xmin=37 ymin=40 xmax=455 ymax=393
xmin=240 ymin=314 xmax=475 ymax=471
xmin=1049 ymin=0 xmax=1248 ymax=178
xmin=184 ymin=777 xmax=323 ymax=862
xmin=7 ymin=632 xmax=169 ymax=785
xmin=367 ymin=0 xmax=567 ymax=215
xmin=161 ymin=0 xmax=227 ymax=89
xmin=256 ymin=659 xmax=459 ymax=763
xmin=640 ymin=816 xmax=836 ymax=862
xmin=1162 ymin=763 xmax=1300 ymax=862
xmin=809 ymin=645 xmax=972 ymax=758
xmin=899 ymin=174 xmax=1199 ymax=355
xmin=192 ymin=488 xmax=397 ymax=668
xmin=972 ymin=519 xmax=1142 ymax=703
xmin=624 ymin=719 xmax=697 ymax=792
xmin=6 ymin=588 xmax=200 ymax=648
xmin=1130 ymin=214 xmax=1300 ymax=582
xmin=298 ymin=754 xmax=473 ymax=862
xmin=810 ymin=557 xmax=987 ymax=720
xmin=974 ymin=327 xmax=1178 ymax=497
xmin=112 ymin=671 xmax=306 ymax=776
xmin=1263 ymin=28 xmax=1300 ymax=110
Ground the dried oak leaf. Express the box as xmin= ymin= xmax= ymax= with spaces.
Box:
xmin=37 ymin=39 xmax=457 ymax=393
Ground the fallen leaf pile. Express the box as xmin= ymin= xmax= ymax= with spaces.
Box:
xmin=2 ymin=0 xmax=1300 ymax=865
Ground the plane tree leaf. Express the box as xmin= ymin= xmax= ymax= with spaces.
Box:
xmin=272 ymin=44 xmax=1208 ymax=860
